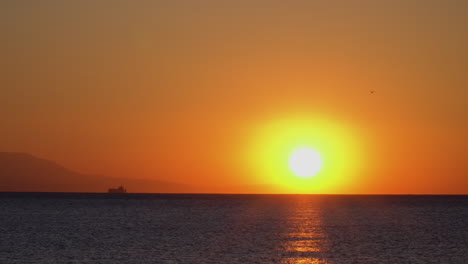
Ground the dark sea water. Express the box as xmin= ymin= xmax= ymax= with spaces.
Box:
xmin=1 ymin=194 xmax=468 ymax=264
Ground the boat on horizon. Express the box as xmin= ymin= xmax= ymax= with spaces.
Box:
xmin=108 ymin=186 xmax=127 ymax=193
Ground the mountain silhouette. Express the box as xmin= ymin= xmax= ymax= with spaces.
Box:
xmin=0 ymin=152 xmax=189 ymax=193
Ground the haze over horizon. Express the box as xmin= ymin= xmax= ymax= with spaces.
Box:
xmin=0 ymin=152 xmax=283 ymax=193
xmin=1 ymin=1 xmax=467 ymax=194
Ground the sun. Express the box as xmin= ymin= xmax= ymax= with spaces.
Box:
xmin=245 ymin=114 xmax=367 ymax=193
xmin=289 ymin=147 xmax=323 ymax=178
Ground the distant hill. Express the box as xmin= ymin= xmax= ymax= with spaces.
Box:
xmin=0 ymin=152 xmax=189 ymax=193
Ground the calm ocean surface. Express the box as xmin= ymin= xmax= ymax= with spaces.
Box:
xmin=1 ymin=194 xmax=467 ymax=264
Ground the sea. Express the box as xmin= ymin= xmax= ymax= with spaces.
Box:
xmin=1 ymin=193 xmax=467 ymax=264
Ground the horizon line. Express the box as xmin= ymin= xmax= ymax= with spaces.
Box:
xmin=1 ymin=191 xmax=467 ymax=196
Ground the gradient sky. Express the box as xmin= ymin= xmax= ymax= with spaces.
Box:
xmin=1 ymin=0 xmax=467 ymax=193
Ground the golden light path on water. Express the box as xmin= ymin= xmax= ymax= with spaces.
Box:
xmin=281 ymin=198 xmax=329 ymax=264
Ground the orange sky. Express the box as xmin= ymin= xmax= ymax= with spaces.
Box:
xmin=1 ymin=0 xmax=467 ymax=193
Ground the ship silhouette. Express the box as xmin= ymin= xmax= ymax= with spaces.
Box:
xmin=108 ymin=186 xmax=127 ymax=193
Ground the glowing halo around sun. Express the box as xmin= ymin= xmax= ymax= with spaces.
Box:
xmin=289 ymin=147 xmax=323 ymax=178
xmin=245 ymin=114 xmax=366 ymax=193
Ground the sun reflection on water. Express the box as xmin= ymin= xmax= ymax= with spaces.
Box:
xmin=281 ymin=199 xmax=330 ymax=264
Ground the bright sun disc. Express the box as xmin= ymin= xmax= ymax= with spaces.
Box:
xmin=289 ymin=147 xmax=323 ymax=178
